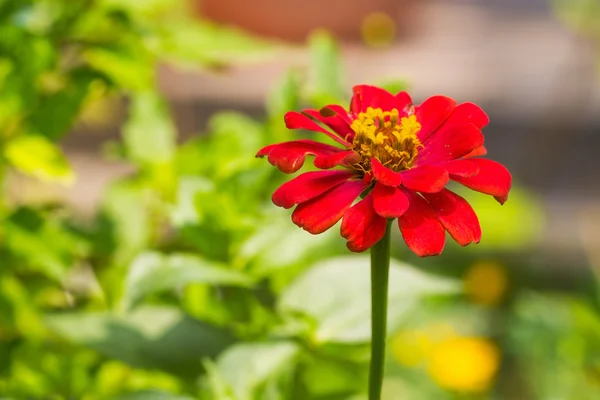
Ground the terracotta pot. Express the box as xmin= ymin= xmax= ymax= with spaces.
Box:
xmin=195 ymin=0 xmax=419 ymax=42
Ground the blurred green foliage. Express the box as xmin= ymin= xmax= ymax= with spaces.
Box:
xmin=0 ymin=1 xmax=599 ymax=399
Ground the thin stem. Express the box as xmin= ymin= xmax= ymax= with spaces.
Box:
xmin=369 ymin=221 xmax=392 ymax=400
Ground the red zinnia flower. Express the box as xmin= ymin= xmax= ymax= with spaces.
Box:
xmin=257 ymin=85 xmax=512 ymax=256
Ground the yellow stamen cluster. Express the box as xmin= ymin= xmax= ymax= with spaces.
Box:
xmin=350 ymin=107 xmax=423 ymax=172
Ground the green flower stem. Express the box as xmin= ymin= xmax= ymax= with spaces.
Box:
xmin=369 ymin=221 xmax=392 ymax=400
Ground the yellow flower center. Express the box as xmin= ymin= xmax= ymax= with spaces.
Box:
xmin=350 ymin=107 xmax=423 ymax=172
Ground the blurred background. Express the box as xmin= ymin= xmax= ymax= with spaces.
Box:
xmin=1 ymin=0 xmax=600 ymax=398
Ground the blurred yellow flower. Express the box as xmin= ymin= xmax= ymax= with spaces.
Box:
xmin=427 ymin=337 xmax=500 ymax=392
xmin=360 ymin=12 xmax=396 ymax=48
xmin=464 ymin=260 xmax=508 ymax=306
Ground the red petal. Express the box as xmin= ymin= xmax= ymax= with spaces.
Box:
xmin=272 ymin=170 xmax=356 ymax=209
xmin=446 ymin=102 xmax=489 ymax=129
xmin=314 ymin=150 xmax=360 ymax=169
xmin=303 ymin=108 xmax=354 ymax=141
xmin=350 ymin=85 xmax=396 ymax=114
xmin=371 ymin=157 xmax=403 ymax=186
xmin=394 ymin=91 xmax=413 ymax=114
xmin=372 ymin=182 xmax=410 ymax=218
xmin=284 ymin=111 xmax=350 ymax=146
xmin=451 ymin=159 xmax=512 ymax=204
xmin=415 ymin=95 xmax=457 ymax=141
xmin=398 ymin=191 xmax=446 ymax=257
xmin=422 ymin=189 xmax=481 ymax=246
xmin=256 ymin=140 xmax=344 ymax=173
xmin=292 ymin=180 xmax=366 ymax=234
xmin=441 ymin=159 xmax=480 ymax=177
xmin=401 ymin=165 xmax=449 ymax=193
xmin=321 ymin=104 xmax=352 ymax=123
xmin=341 ymin=193 xmax=387 ymax=252
xmin=321 ymin=104 xmax=355 ymax=141
xmin=416 ymin=122 xmax=484 ymax=165
xmin=462 ymin=145 xmax=487 ymax=158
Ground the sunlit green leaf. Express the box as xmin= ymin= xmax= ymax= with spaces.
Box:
xmin=122 ymin=91 xmax=176 ymax=165
xmin=158 ymin=21 xmax=277 ymax=67
xmin=3 ymin=134 xmax=73 ymax=184
xmin=100 ymin=182 xmax=152 ymax=265
xmin=208 ymin=112 xmax=264 ymax=161
xmin=280 ymin=256 xmax=460 ymax=343
xmin=0 ymin=274 xmax=46 ymax=339
xmin=207 ymin=342 xmax=299 ymax=400
xmin=84 ymin=46 xmax=154 ymax=92
xmin=170 ymin=176 xmax=213 ymax=227
xmin=123 ymin=251 xmax=253 ymax=309
xmin=99 ymin=0 xmax=179 ymax=19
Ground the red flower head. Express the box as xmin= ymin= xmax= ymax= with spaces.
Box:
xmin=257 ymin=85 xmax=512 ymax=256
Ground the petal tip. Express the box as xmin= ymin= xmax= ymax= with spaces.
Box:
xmin=415 ymin=248 xmax=444 ymax=258
xmin=371 ymin=157 xmax=403 ymax=187
xmin=256 ymin=145 xmax=271 ymax=157
xmin=271 ymin=194 xmax=292 ymax=209
xmin=319 ymin=106 xmax=336 ymax=117
xmin=494 ymin=194 xmax=509 ymax=205
xmin=345 ymin=241 xmax=369 ymax=253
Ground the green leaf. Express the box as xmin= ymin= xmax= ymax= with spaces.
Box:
xmin=170 ymin=176 xmax=213 ymax=227
xmin=279 ymin=256 xmax=460 ymax=343
xmin=122 ymin=91 xmax=176 ymax=165
xmin=111 ymin=390 xmax=196 ymax=400
xmin=45 ymin=306 xmax=234 ymax=378
xmin=207 ymin=342 xmax=299 ymax=400
xmin=100 ymin=0 xmax=180 ymax=18
xmin=307 ymin=30 xmax=345 ymax=107
xmin=29 ymin=68 xmax=101 ymax=140
xmin=175 ymin=111 xmax=267 ymax=182
xmin=123 ymin=252 xmax=253 ymax=309
xmin=158 ymin=21 xmax=276 ymax=67
xmin=2 ymin=207 xmax=89 ymax=280
xmin=84 ymin=46 xmax=154 ymax=92
xmin=301 ymin=358 xmax=366 ymax=398
xmin=239 ymin=215 xmax=338 ymax=276
xmin=174 ymin=112 xmax=268 ymax=213
xmin=3 ymin=134 xmax=74 ymax=184
xmin=0 ymin=274 xmax=46 ymax=339
xmin=100 ymin=182 xmax=152 ymax=265
xmin=209 ymin=112 xmax=264 ymax=159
